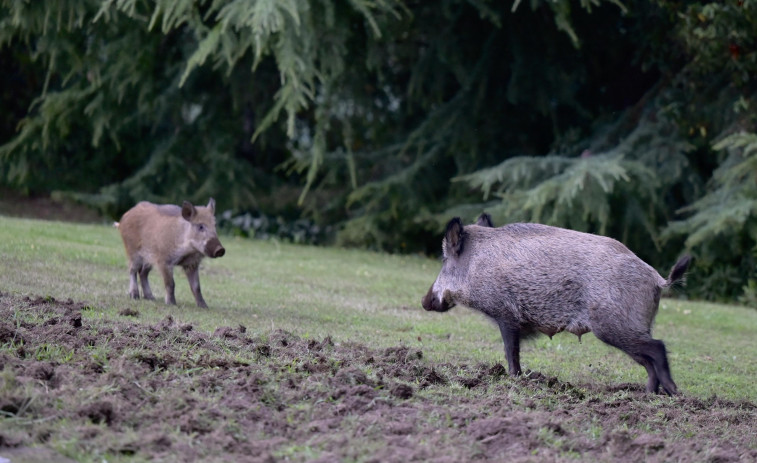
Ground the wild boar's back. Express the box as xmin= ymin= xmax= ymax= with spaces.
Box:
xmin=470 ymin=223 xmax=662 ymax=289
xmin=463 ymin=223 xmax=665 ymax=333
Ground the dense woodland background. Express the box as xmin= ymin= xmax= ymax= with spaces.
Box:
xmin=1 ymin=0 xmax=756 ymax=304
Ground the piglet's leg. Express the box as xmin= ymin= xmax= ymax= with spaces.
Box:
xmin=139 ymin=264 xmax=155 ymax=300
xmin=157 ymin=264 xmax=176 ymax=305
xmin=184 ymin=264 xmax=208 ymax=308
xmin=128 ymin=262 xmax=140 ymax=299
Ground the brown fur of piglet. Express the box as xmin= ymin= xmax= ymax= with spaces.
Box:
xmin=117 ymin=198 xmax=225 ymax=308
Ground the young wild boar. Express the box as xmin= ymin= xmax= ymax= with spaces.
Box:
xmin=117 ymin=198 xmax=225 ymax=308
xmin=421 ymin=214 xmax=690 ymax=395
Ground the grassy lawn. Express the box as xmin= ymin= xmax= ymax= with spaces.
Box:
xmin=0 ymin=215 xmax=755 ymax=401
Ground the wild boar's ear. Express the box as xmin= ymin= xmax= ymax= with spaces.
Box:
xmin=181 ymin=201 xmax=197 ymax=221
xmin=444 ymin=217 xmax=465 ymax=258
xmin=207 ymin=198 xmax=216 ymax=214
xmin=476 ymin=212 xmax=494 ymax=227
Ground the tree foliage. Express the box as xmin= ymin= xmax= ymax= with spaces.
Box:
xmin=651 ymin=0 xmax=757 ymax=303
xmin=1 ymin=0 xmax=757 ymax=303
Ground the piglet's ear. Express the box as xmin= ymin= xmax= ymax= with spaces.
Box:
xmin=476 ymin=212 xmax=494 ymax=228
xmin=181 ymin=201 xmax=197 ymax=221
xmin=443 ymin=217 xmax=465 ymax=258
xmin=207 ymin=198 xmax=216 ymax=214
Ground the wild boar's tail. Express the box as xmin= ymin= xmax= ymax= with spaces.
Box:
xmin=664 ymin=255 xmax=692 ymax=287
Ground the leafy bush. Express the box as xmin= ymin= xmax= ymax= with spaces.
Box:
xmin=218 ymin=210 xmax=332 ymax=246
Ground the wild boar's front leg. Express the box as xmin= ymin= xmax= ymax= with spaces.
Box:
xmin=184 ymin=264 xmax=208 ymax=308
xmin=157 ymin=264 xmax=176 ymax=305
xmin=497 ymin=320 xmax=523 ymax=376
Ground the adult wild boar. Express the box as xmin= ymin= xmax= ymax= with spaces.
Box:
xmin=421 ymin=214 xmax=690 ymax=395
xmin=117 ymin=198 xmax=225 ymax=308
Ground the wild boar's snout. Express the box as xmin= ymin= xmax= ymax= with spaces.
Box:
xmin=421 ymin=288 xmax=435 ymax=311
xmin=421 ymin=286 xmax=453 ymax=312
xmin=206 ymin=237 xmax=225 ymax=258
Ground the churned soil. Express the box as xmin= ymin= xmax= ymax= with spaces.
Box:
xmin=0 ymin=292 xmax=754 ymax=462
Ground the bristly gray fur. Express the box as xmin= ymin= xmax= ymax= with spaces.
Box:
xmin=422 ymin=218 xmax=691 ymax=396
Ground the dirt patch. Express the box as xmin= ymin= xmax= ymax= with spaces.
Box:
xmin=0 ymin=188 xmax=102 ymax=223
xmin=0 ymin=292 xmax=755 ymax=462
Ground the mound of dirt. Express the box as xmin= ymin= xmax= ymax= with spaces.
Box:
xmin=0 ymin=292 xmax=754 ymax=462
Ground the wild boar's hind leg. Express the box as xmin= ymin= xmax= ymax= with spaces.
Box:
xmin=643 ymin=339 xmax=677 ymax=396
xmin=139 ymin=264 xmax=155 ymax=300
xmin=594 ymin=328 xmax=677 ymax=396
xmin=629 ymin=353 xmax=660 ymax=393
xmin=157 ymin=264 xmax=177 ymax=305
xmin=184 ymin=264 xmax=208 ymax=308
xmin=497 ymin=321 xmax=523 ymax=376
xmin=625 ymin=338 xmax=676 ymax=395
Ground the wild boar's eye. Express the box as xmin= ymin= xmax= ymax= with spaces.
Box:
xmin=197 ymin=224 xmax=206 ymax=232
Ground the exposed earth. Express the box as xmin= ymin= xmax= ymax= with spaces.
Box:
xmin=0 ymin=292 xmax=754 ymax=462
xmin=0 ymin=189 xmax=103 ymax=224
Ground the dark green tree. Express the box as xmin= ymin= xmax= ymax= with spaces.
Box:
xmin=656 ymin=0 xmax=757 ymax=303
xmin=2 ymin=0 xmax=757 ymax=303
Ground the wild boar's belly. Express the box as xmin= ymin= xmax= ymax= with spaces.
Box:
xmin=531 ymin=314 xmax=592 ymax=339
xmin=479 ymin=273 xmax=592 ymax=337
xmin=519 ymin=298 xmax=592 ymax=338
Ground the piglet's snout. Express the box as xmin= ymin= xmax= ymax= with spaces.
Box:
xmin=205 ymin=237 xmax=226 ymax=258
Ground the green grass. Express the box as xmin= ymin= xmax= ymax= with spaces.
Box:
xmin=1 ymin=215 xmax=755 ymax=401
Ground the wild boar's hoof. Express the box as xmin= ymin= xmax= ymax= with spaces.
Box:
xmin=662 ymin=383 xmax=678 ymax=396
